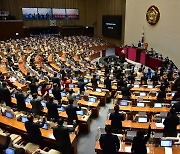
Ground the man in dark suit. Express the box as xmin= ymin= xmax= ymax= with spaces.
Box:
xmin=15 ymin=87 xmax=29 ymax=111
xmin=53 ymin=118 xmax=74 ymax=154
xmin=77 ymin=78 xmax=86 ymax=94
xmin=52 ymin=83 xmax=62 ymax=103
xmin=46 ymin=96 xmax=59 ymax=121
xmin=151 ymin=71 xmax=159 ymax=86
xmin=163 ymin=108 xmax=179 ymax=137
xmin=121 ymin=83 xmax=133 ymax=100
xmin=131 ymin=125 xmax=151 ymax=154
xmin=25 ymin=115 xmax=45 ymax=144
xmin=0 ymin=82 xmax=13 ymax=107
xmin=29 ymin=79 xmax=38 ymax=95
xmin=51 ymin=73 xmax=60 ymax=87
xmin=104 ymin=76 xmax=112 ymax=91
xmin=109 ymin=105 xmax=125 ymax=133
xmin=65 ymin=99 xmax=81 ymax=124
xmin=91 ymin=74 xmax=98 ymax=90
xmin=99 ymin=125 xmax=120 ymax=154
xmin=172 ymin=99 xmax=180 ymax=113
xmin=141 ymin=73 xmax=148 ymax=85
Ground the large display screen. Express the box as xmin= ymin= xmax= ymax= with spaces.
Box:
xmin=37 ymin=8 xmax=52 ymax=19
xmin=102 ymin=15 xmax=122 ymax=39
xmin=66 ymin=9 xmax=79 ymax=19
xmin=52 ymin=8 xmax=66 ymax=19
xmin=22 ymin=8 xmax=38 ymax=20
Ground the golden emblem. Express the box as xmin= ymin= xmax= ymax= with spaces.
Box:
xmin=146 ymin=5 xmax=160 ymax=25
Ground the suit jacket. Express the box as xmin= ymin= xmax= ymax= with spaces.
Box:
xmin=109 ymin=112 xmax=125 ymax=130
xmin=0 ymin=87 xmax=12 ymax=107
xmin=77 ymin=81 xmax=86 ymax=93
xmin=52 ymin=77 xmax=60 ymax=87
xmin=99 ymin=133 xmax=120 ymax=154
xmin=163 ymin=115 xmax=179 ymax=137
xmin=25 ymin=121 xmax=44 ymax=144
xmin=46 ymin=101 xmax=59 ymax=119
xmin=104 ymin=78 xmax=112 ymax=91
xmin=29 ymin=83 xmax=38 ymax=94
xmin=132 ymin=126 xmax=151 ymax=154
xmin=15 ymin=92 xmax=26 ymax=111
xmin=53 ymin=125 xmax=71 ymax=154
xmin=30 ymin=97 xmax=43 ymax=115
xmin=66 ymin=104 xmax=80 ymax=124
xmin=52 ymin=88 xmax=61 ymax=100
xmin=91 ymin=77 xmax=98 ymax=89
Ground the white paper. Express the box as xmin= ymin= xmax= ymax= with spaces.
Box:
xmin=165 ymin=147 xmax=172 ymax=154
xmin=155 ymin=123 xmax=164 ymax=128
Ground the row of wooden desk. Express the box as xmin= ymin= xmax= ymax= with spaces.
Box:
xmin=0 ymin=114 xmax=78 ymax=154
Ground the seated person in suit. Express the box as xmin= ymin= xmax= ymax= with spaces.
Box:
xmin=99 ymin=125 xmax=120 ymax=154
xmin=53 ymin=118 xmax=74 ymax=154
xmin=25 ymin=115 xmax=46 ymax=144
xmin=163 ymin=108 xmax=179 ymax=137
xmin=131 ymin=125 xmax=151 ymax=154
xmin=65 ymin=99 xmax=81 ymax=124
xmin=91 ymin=74 xmax=98 ymax=90
xmin=109 ymin=105 xmax=125 ymax=133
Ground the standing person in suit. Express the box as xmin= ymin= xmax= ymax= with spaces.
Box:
xmin=121 ymin=83 xmax=133 ymax=100
xmin=15 ymin=87 xmax=29 ymax=111
xmin=29 ymin=79 xmax=38 ymax=95
xmin=30 ymin=93 xmax=46 ymax=115
xmin=131 ymin=125 xmax=151 ymax=154
xmin=99 ymin=125 xmax=120 ymax=154
xmin=51 ymin=73 xmax=61 ymax=87
xmin=52 ymin=83 xmax=62 ymax=103
xmin=53 ymin=118 xmax=74 ymax=154
xmin=65 ymin=99 xmax=81 ymax=124
xmin=0 ymin=82 xmax=14 ymax=107
xmin=91 ymin=74 xmax=98 ymax=90
xmin=104 ymin=76 xmax=112 ymax=91
xmin=109 ymin=105 xmax=125 ymax=133
xmin=46 ymin=96 xmax=59 ymax=121
xmin=25 ymin=115 xmax=45 ymax=145
xmin=163 ymin=108 xmax=179 ymax=137
xmin=151 ymin=70 xmax=159 ymax=86
xmin=77 ymin=78 xmax=86 ymax=94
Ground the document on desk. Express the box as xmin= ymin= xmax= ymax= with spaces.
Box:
xmin=88 ymin=102 xmax=93 ymax=106
xmin=155 ymin=123 xmax=164 ymax=128
xmin=165 ymin=147 xmax=172 ymax=154
xmin=49 ymin=133 xmax=55 ymax=139
xmin=125 ymin=146 xmax=131 ymax=152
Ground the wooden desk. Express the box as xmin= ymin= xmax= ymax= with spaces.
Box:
xmin=95 ymin=141 xmax=180 ymax=154
xmin=11 ymin=97 xmax=91 ymax=133
xmin=78 ymin=99 xmax=100 ymax=117
xmin=0 ymin=114 xmax=77 ymax=154
xmin=106 ymin=120 xmax=180 ymax=131
xmin=86 ymin=90 xmax=106 ymax=106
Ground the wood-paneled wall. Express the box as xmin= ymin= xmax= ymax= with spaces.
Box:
xmin=1 ymin=0 xmax=126 ymax=45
